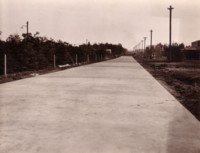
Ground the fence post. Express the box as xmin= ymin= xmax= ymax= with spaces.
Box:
xmin=76 ymin=54 xmax=78 ymax=64
xmin=4 ymin=54 xmax=7 ymax=77
xmin=87 ymin=55 xmax=89 ymax=63
xmin=54 ymin=54 xmax=56 ymax=68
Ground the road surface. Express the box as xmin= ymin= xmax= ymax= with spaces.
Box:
xmin=0 ymin=56 xmax=200 ymax=153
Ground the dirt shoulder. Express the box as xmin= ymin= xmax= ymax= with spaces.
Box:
xmin=133 ymin=55 xmax=200 ymax=121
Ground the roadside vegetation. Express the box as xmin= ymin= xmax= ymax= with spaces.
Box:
xmin=133 ymin=43 xmax=200 ymax=121
xmin=0 ymin=32 xmax=126 ymax=82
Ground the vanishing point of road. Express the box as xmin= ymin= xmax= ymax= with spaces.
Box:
xmin=0 ymin=56 xmax=200 ymax=153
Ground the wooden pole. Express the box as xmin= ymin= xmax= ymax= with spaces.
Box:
xmin=54 ymin=54 xmax=56 ymax=68
xmin=76 ymin=54 xmax=78 ymax=64
xmin=168 ymin=5 xmax=174 ymax=62
xmin=4 ymin=54 xmax=7 ymax=77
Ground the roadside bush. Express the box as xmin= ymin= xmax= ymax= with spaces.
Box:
xmin=164 ymin=43 xmax=185 ymax=62
xmin=0 ymin=33 xmax=126 ymax=75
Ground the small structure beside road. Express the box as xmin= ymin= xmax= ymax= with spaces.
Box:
xmin=182 ymin=40 xmax=200 ymax=60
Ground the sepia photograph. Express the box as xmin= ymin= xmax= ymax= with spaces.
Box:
xmin=0 ymin=0 xmax=200 ymax=152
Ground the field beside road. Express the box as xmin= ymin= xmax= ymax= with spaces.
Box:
xmin=133 ymin=56 xmax=200 ymax=121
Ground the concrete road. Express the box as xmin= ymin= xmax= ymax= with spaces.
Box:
xmin=0 ymin=56 xmax=200 ymax=153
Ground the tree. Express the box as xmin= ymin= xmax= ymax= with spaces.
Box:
xmin=6 ymin=34 xmax=21 ymax=43
xmin=0 ymin=32 xmax=127 ymax=75
xmin=164 ymin=43 xmax=185 ymax=61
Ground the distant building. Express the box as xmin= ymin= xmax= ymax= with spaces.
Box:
xmin=191 ymin=40 xmax=200 ymax=48
xmin=182 ymin=40 xmax=200 ymax=60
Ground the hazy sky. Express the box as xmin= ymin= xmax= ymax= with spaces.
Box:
xmin=1 ymin=0 xmax=200 ymax=50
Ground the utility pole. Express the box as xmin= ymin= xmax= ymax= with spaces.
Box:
xmin=143 ymin=37 xmax=147 ymax=58
xmin=141 ymin=40 xmax=143 ymax=53
xmin=21 ymin=21 xmax=29 ymax=39
xmin=150 ymin=30 xmax=153 ymax=59
xmin=150 ymin=30 xmax=153 ymax=49
xmin=138 ymin=42 xmax=140 ymax=52
xmin=168 ymin=5 xmax=174 ymax=62
xmin=26 ymin=21 xmax=29 ymax=39
xmin=4 ymin=54 xmax=7 ymax=77
xmin=86 ymin=39 xmax=89 ymax=63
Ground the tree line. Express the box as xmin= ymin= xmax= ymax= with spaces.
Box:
xmin=136 ymin=42 xmax=185 ymax=61
xmin=0 ymin=33 xmax=126 ymax=75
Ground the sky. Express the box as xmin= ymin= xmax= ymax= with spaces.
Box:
xmin=0 ymin=0 xmax=200 ymax=50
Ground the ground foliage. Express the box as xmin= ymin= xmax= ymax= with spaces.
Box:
xmin=133 ymin=54 xmax=200 ymax=121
